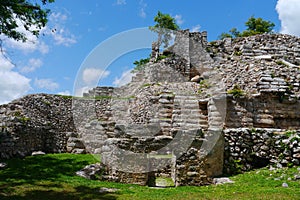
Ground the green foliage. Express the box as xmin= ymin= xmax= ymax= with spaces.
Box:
xmin=271 ymin=72 xmax=275 ymax=78
xmin=243 ymin=16 xmax=275 ymax=35
xmin=234 ymin=51 xmax=242 ymax=56
xmin=149 ymin=11 xmax=179 ymax=48
xmin=219 ymin=16 xmax=275 ymax=39
xmin=0 ymin=0 xmax=55 ymax=42
xmin=227 ymin=85 xmax=244 ymax=97
xmin=42 ymin=100 xmax=51 ymax=106
xmin=12 ymin=110 xmax=30 ymax=124
xmin=250 ymin=128 xmax=257 ymax=133
xmin=285 ymin=130 xmax=296 ymax=137
xmin=13 ymin=111 xmax=21 ymax=117
xmin=133 ymin=57 xmax=150 ymax=72
xmin=141 ymin=83 xmax=152 ymax=88
xmin=230 ymin=28 xmax=241 ymax=38
xmin=57 ymin=95 xmax=73 ymax=100
xmin=156 ymin=54 xmax=169 ymax=61
xmin=18 ymin=116 xmax=31 ymax=124
xmin=218 ymin=32 xmax=233 ymax=40
xmin=276 ymin=60 xmax=284 ymax=65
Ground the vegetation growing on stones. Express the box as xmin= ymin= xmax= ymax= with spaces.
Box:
xmin=198 ymin=79 xmax=211 ymax=94
xmin=219 ymin=16 xmax=275 ymax=39
xmin=132 ymin=57 xmax=150 ymax=72
xmin=133 ymin=12 xmax=179 ymax=71
xmin=227 ymin=85 xmax=244 ymax=97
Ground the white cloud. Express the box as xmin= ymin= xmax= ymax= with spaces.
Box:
xmin=39 ymin=41 xmax=50 ymax=54
xmin=140 ymin=8 xmax=146 ymax=18
xmin=139 ymin=0 xmax=147 ymax=18
xmin=34 ymin=78 xmax=59 ymax=91
xmin=174 ymin=15 xmax=184 ymax=25
xmin=75 ymin=86 xmax=91 ymax=97
xmin=21 ymin=58 xmax=43 ymax=73
xmin=50 ymin=29 xmax=77 ymax=46
xmin=0 ymin=55 xmax=31 ymax=104
xmin=191 ymin=25 xmax=201 ymax=32
xmin=115 ymin=0 xmax=126 ymax=5
xmin=50 ymin=12 xmax=68 ymax=22
xmin=47 ymin=12 xmax=77 ymax=46
xmin=113 ymin=69 xmax=135 ymax=87
xmin=276 ymin=0 xmax=300 ymax=36
xmin=82 ymin=68 xmax=110 ymax=85
xmin=0 ymin=18 xmax=49 ymax=54
xmin=58 ymin=90 xmax=71 ymax=96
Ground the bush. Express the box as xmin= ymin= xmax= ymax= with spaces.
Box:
xmin=227 ymin=85 xmax=244 ymax=97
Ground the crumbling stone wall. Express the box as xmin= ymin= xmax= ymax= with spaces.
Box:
xmin=166 ymin=29 xmax=213 ymax=79
xmin=226 ymin=93 xmax=300 ymax=129
xmin=0 ymin=94 xmax=76 ymax=159
xmin=224 ymin=128 xmax=300 ymax=174
xmin=208 ymin=33 xmax=300 ymax=64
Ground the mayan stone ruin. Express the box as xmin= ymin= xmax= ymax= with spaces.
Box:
xmin=1 ymin=30 xmax=300 ymax=186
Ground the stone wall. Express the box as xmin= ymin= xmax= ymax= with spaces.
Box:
xmin=208 ymin=33 xmax=300 ymax=64
xmin=224 ymin=128 xmax=300 ymax=174
xmin=226 ymin=93 xmax=300 ymax=129
xmin=0 ymin=94 xmax=76 ymax=159
xmin=166 ymin=29 xmax=213 ymax=78
xmin=79 ymin=81 xmax=223 ymax=186
xmin=208 ymin=34 xmax=300 ymax=95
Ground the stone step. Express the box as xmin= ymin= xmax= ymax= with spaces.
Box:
xmin=159 ymin=113 xmax=173 ymax=118
xmin=172 ymin=122 xmax=201 ymax=128
xmin=199 ymin=119 xmax=208 ymax=124
xmin=159 ymin=118 xmax=172 ymax=123
xmin=159 ymin=99 xmax=174 ymax=104
xmin=209 ymin=121 xmax=224 ymax=127
xmin=174 ymin=99 xmax=199 ymax=104
xmin=209 ymin=116 xmax=224 ymax=122
xmin=173 ymin=105 xmax=200 ymax=110
xmin=159 ymin=94 xmax=175 ymax=99
xmin=172 ymin=116 xmax=201 ymax=122
xmin=174 ymin=95 xmax=199 ymax=101
xmin=160 ymin=122 xmax=172 ymax=127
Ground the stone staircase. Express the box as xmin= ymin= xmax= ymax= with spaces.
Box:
xmin=154 ymin=90 xmax=175 ymax=136
xmin=172 ymin=93 xmax=208 ymax=133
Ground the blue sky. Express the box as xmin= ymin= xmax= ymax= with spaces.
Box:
xmin=0 ymin=0 xmax=299 ymax=104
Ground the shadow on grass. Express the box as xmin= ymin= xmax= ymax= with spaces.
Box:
xmin=0 ymin=154 xmax=117 ymax=200
xmin=0 ymin=154 xmax=91 ymax=184
xmin=0 ymin=186 xmax=117 ymax=200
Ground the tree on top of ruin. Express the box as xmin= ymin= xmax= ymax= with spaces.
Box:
xmin=149 ymin=11 xmax=180 ymax=49
xmin=219 ymin=16 xmax=275 ymax=39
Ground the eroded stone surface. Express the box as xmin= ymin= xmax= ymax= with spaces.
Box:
xmin=1 ymin=30 xmax=300 ymax=186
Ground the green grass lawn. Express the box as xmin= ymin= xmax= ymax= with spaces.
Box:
xmin=0 ymin=153 xmax=299 ymax=200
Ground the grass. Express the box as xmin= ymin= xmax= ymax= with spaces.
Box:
xmin=0 ymin=153 xmax=300 ymax=200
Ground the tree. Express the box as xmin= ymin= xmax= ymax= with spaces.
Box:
xmin=0 ymin=0 xmax=55 ymax=43
xmin=241 ymin=16 xmax=275 ymax=37
xmin=218 ymin=16 xmax=275 ymax=39
xmin=218 ymin=28 xmax=240 ymax=40
xmin=149 ymin=11 xmax=179 ymax=48
xmin=132 ymin=11 xmax=179 ymax=70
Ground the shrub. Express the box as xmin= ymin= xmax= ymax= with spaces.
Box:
xmin=227 ymin=85 xmax=244 ymax=97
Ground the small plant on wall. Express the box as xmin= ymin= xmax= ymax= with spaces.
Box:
xmin=227 ymin=84 xmax=244 ymax=97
